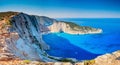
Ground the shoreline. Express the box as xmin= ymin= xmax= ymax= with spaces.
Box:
xmin=42 ymin=28 xmax=102 ymax=35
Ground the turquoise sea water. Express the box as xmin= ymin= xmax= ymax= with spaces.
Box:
xmin=43 ymin=18 xmax=120 ymax=60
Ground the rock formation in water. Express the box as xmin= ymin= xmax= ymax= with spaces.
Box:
xmin=0 ymin=11 xmax=102 ymax=62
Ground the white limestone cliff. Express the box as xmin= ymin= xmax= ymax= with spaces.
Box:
xmin=48 ymin=21 xmax=102 ymax=34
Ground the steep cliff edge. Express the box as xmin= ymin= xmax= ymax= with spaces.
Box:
xmin=0 ymin=12 xmax=56 ymax=62
xmin=0 ymin=12 xmax=103 ymax=62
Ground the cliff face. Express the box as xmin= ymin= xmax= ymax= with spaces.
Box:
xmin=8 ymin=13 xmax=56 ymax=61
xmin=0 ymin=13 xmax=56 ymax=62
xmin=0 ymin=12 xmax=102 ymax=62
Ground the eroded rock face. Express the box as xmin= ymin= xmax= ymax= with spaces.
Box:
xmin=7 ymin=13 xmax=58 ymax=61
xmin=0 ymin=13 xmax=56 ymax=62
xmin=93 ymin=51 xmax=120 ymax=65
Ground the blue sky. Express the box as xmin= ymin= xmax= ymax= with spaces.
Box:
xmin=0 ymin=0 xmax=120 ymax=18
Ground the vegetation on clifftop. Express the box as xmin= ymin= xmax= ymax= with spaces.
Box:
xmin=0 ymin=11 xmax=18 ymax=21
xmin=63 ymin=21 xmax=97 ymax=31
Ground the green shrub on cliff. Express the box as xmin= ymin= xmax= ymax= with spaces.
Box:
xmin=23 ymin=60 xmax=31 ymax=64
xmin=84 ymin=59 xmax=95 ymax=65
xmin=60 ymin=58 xmax=75 ymax=62
xmin=0 ymin=17 xmax=4 ymax=21
xmin=0 ymin=11 xmax=18 ymax=21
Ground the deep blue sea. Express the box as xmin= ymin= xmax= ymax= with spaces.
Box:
xmin=42 ymin=18 xmax=120 ymax=60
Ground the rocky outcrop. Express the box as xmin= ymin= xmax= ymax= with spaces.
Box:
xmin=74 ymin=50 xmax=120 ymax=65
xmin=93 ymin=50 xmax=120 ymax=65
